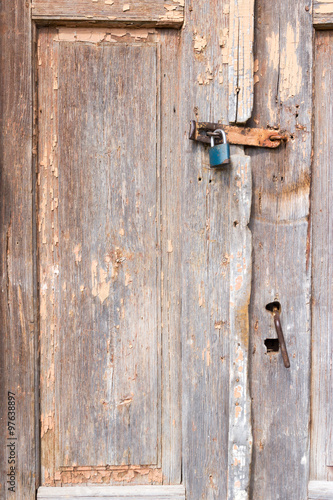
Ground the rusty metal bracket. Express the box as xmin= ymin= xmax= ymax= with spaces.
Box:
xmin=189 ymin=120 xmax=288 ymax=148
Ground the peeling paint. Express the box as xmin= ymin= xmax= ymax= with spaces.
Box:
xmin=56 ymin=28 xmax=157 ymax=44
xmin=91 ymin=260 xmax=110 ymax=303
xmin=45 ymin=466 xmax=163 ymax=487
xmin=279 ymin=23 xmax=302 ymax=101
xmin=41 ymin=411 xmax=55 ymax=438
xmin=73 ymin=243 xmax=82 ymax=263
xmin=193 ymin=32 xmax=207 ymax=53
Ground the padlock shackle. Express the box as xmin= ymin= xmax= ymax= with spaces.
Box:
xmin=214 ymin=129 xmax=227 ymax=144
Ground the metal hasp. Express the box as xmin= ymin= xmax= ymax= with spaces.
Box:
xmin=189 ymin=120 xmax=288 ymax=148
xmin=209 ymin=129 xmax=230 ymax=168
xmin=272 ymin=307 xmax=291 ymax=368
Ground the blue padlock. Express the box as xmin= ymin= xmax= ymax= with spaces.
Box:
xmin=209 ymin=129 xmax=230 ymax=168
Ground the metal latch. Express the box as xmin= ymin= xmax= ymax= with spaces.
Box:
xmin=189 ymin=121 xmax=288 ymax=148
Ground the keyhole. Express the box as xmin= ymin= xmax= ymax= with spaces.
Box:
xmin=264 ymin=338 xmax=279 ymax=353
xmin=265 ymin=301 xmax=281 ymax=313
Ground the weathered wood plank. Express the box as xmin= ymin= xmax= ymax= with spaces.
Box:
xmin=38 ymin=28 xmax=161 ymax=479
xmin=311 ymin=30 xmax=333 ymax=481
xmin=314 ymin=1 xmax=333 ymax=27
xmin=227 ymin=149 xmax=252 ymax=500
xmin=179 ymin=1 xmax=239 ymax=498
xmin=159 ymin=30 xmax=182 ymax=485
xmin=308 ymin=481 xmax=333 ymax=499
xmin=32 ymin=0 xmax=184 ymax=27
xmin=37 ymin=485 xmax=185 ymax=498
xmin=0 ymin=0 xmax=36 ymax=499
xmin=228 ymin=0 xmax=255 ymax=123
xmin=247 ymin=0 xmax=313 ymax=498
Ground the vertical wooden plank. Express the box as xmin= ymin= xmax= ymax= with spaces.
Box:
xmin=179 ymin=1 xmax=237 ymax=498
xmin=159 ymin=30 xmax=182 ymax=485
xmin=38 ymin=28 xmax=59 ymax=485
xmin=311 ymin=30 xmax=333 ymax=481
xmin=248 ymin=1 xmax=313 ymax=498
xmin=227 ymin=0 xmax=255 ymax=494
xmin=227 ymin=149 xmax=252 ymax=500
xmin=228 ymin=0 xmax=255 ymax=124
xmin=0 ymin=1 xmax=35 ymax=499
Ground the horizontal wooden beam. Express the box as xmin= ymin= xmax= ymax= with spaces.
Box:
xmin=38 ymin=486 xmax=186 ymax=499
xmin=314 ymin=1 xmax=333 ymax=28
xmin=32 ymin=0 xmax=184 ymax=28
xmin=308 ymin=482 xmax=333 ymax=499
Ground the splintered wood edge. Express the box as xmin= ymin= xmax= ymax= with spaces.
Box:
xmin=37 ymin=485 xmax=186 ymax=498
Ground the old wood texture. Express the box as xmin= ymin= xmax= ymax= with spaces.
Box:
xmin=38 ymin=26 xmax=182 ymax=488
xmin=37 ymin=485 xmax=185 ymax=499
xmin=247 ymin=0 xmax=313 ymax=498
xmin=314 ymin=1 xmax=333 ymax=27
xmin=311 ymin=30 xmax=333 ymax=482
xmin=228 ymin=0 xmax=255 ymax=124
xmin=308 ymin=481 xmax=333 ymax=499
xmin=0 ymin=0 xmax=36 ymax=499
xmin=179 ymin=0 xmax=254 ymax=497
xmin=32 ymin=0 xmax=184 ymax=27
xmin=227 ymin=148 xmax=252 ymax=500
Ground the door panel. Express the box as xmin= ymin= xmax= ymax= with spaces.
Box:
xmin=38 ymin=27 xmax=181 ymax=487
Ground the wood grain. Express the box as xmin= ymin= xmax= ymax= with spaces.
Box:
xmin=32 ymin=0 xmax=184 ymax=27
xmin=308 ymin=481 xmax=333 ymax=499
xmin=227 ymin=149 xmax=252 ymax=500
xmin=37 ymin=485 xmax=185 ymax=498
xmin=247 ymin=0 xmax=313 ymax=498
xmin=179 ymin=1 xmax=235 ymax=498
xmin=314 ymin=1 xmax=333 ymax=27
xmin=38 ymin=29 xmax=160 ymax=479
xmin=311 ymin=30 xmax=333 ymax=481
xmin=0 ymin=0 xmax=36 ymax=499
xmin=228 ymin=0 xmax=255 ymax=124
xmin=38 ymin=26 xmax=182 ymax=488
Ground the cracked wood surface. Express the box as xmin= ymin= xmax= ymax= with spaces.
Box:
xmin=311 ymin=30 xmax=333 ymax=481
xmin=32 ymin=0 xmax=184 ymax=27
xmin=228 ymin=0 xmax=255 ymax=124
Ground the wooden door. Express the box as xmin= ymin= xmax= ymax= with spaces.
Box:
xmin=1 ymin=0 xmax=255 ymax=498
xmin=2 ymin=1 xmax=332 ymax=500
